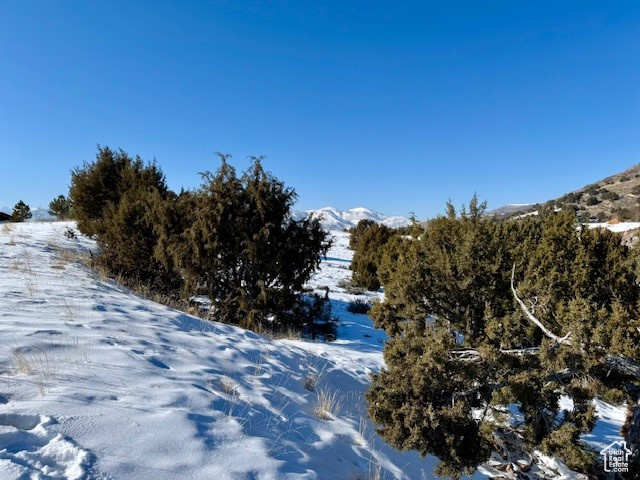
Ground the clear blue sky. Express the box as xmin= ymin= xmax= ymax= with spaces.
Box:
xmin=1 ymin=1 xmax=638 ymax=218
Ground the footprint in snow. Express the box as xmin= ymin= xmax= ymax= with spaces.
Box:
xmin=0 ymin=413 xmax=90 ymax=480
xmin=148 ymin=358 xmax=170 ymax=370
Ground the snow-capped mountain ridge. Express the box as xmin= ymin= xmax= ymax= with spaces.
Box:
xmin=293 ymin=206 xmax=411 ymax=231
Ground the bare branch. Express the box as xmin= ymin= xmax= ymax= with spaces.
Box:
xmin=511 ymin=264 xmax=572 ymax=345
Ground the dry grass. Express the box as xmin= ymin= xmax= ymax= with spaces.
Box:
xmin=11 ymin=346 xmax=58 ymax=395
xmin=11 ymin=338 xmax=91 ymax=396
xmin=1 ymin=222 xmax=14 ymax=234
xmin=260 ymin=325 xmax=302 ymax=340
xmin=314 ymin=387 xmax=342 ymax=420
xmin=49 ymin=244 xmax=80 ymax=269
xmin=24 ymin=278 xmax=37 ymax=297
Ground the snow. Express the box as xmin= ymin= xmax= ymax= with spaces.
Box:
xmin=292 ymin=207 xmax=410 ymax=231
xmin=0 ymin=222 xmax=629 ymax=479
xmin=588 ymin=221 xmax=640 ymax=233
xmin=0 ymin=222 xmax=444 ymax=479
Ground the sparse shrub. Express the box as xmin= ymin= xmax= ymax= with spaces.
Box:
xmin=585 ymin=184 xmax=600 ymax=196
xmin=620 ymin=175 xmax=631 ymax=182
xmin=338 ymin=279 xmax=366 ymax=295
xmin=63 ymin=227 xmax=77 ymax=239
xmin=586 ymin=195 xmax=600 ymax=206
xmin=600 ymin=189 xmax=620 ymax=202
xmin=11 ymin=200 xmax=32 ymax=222
xmin=346 ymin=299 xmax=371 ymax=314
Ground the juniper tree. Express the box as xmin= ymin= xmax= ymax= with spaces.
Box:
xmin=160 ymin=154 xmax=330 ymax=331
xmin=69 ymin=146 xmax=175 ymax=289
xmin=349 ymin=219 xmax=377 ymax=250
xmin=69 ymin=146 xmax=167 ymax=237
xmin=367 ymin=198 xmax=640 ymax=477
xmin=350 ymin=222 xmax=394 ymax=291
xmin=11 ymin=200 xmax=32 ymax=222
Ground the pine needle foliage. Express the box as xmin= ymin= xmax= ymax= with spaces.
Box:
xmin=48 ymin=195 xmax=72 ymax=220
xmin=366 ymin=195 xmax=640 ymax=477
xmin=11 ymin=200 xmax=32 ymax=222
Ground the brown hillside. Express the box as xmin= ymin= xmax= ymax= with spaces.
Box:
xmin=501 ymin=163 xmax=640 ymax=222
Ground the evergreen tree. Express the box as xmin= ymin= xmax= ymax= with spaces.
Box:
xmin=69 ymin=146 xmax=174 ymax=289
xmin=48 ymin=194 xmax=72 ymax=220
xmin=351 ymin=222 xmax=394 ymax=291
xmin=348 ymin=219 xmax=377 ymax=250
xmin=11 ymin=200 xmax=32 ymax=222
xmin=161 ymin=154 xmax=330 ymax=331
xmin=367 ymin=199 xmax=640 ymax=477
xmin=69 ymin=146 xmax=167 ymax=237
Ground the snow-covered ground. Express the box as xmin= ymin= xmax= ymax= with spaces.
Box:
xmin=588 ymin=221 xmax=640 ymax=233
xmin=0 ymin=222 xmax=628 ymax=479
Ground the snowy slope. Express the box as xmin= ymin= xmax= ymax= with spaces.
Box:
xmin=292 ymin=207 xmax=411 ymax=231
xmin=0 ymin=223 xmax=628 ymax=479
xmin=0 ymin=222 xmax=453 ymax=480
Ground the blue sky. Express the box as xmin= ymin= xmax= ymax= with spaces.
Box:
xmin=1 ymin=1 xmax=638 ymax=218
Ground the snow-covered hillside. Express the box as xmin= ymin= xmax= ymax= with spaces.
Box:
xmin=0 ymin=222 xmax=628 ymax=479
xmin=292 ymin=207 xmax=411 ymax=231
xmin=0 ymin=222 xmax=455 ymax=479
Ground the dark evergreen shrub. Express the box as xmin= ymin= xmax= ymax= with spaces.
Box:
xmin=69 ymin=147 xmax=176 ymax=291
xmin=367 ymin=199 xmax=640 ymax=477
xmin=69 ymin=146 xmax=167 ymax=237
xmin=600 ymin=189 xmax=620 ymax=201
xmin=160 ymin=155 xmax=331 ymax=332
xmin=351 ymin=223 xmax=394 ymax=291
xmin=349 ymin=219 xmax=377 ymax=250
xmin=586 ymin=195 xmax=600 ymax=206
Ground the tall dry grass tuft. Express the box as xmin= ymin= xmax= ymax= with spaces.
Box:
xmin=314 ymin=387 xmax=342 ymax=420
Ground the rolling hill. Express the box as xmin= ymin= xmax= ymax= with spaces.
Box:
xmin=490 ymin=163 xmax=640 ymax=221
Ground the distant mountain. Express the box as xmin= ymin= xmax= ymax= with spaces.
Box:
xmin=492 ymin=163 xmax=640 ymax=222
xmin=486 ymin=203 xmax=536 ymax=219
xmin=30 ymin=208 xmax=54 ymax=222
xmin=292 ymin=207 xmax=411 ymax=231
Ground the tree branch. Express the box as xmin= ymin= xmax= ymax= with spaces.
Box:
xmin=511 ymin=264 xmax=572 ymax=345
